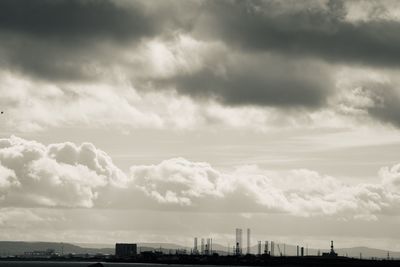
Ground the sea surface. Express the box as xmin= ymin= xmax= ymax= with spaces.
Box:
xmin=0 ymin=262 xmax=235 ymax=267
xmin=0 ymin=262 xmax=207 ymax=267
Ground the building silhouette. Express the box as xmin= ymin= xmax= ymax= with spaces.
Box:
xmin=115 ymin=243 xmax=137 ymax=258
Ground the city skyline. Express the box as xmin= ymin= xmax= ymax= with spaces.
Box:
xmin=0 ymin=0 xmax=400 ymax=252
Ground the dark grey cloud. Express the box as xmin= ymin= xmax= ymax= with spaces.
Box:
xmin=363 ymin=83 xmax=400 ymax=128
xmin=143 ymin=0 xmax=400 ymax=111
xmin=0 ymin=34 xmax=99 ymax=82
xmin=152 ymin=54 xmax=332 ymax=108
xmin=0 ymin=0 xmax=155 ymax=41
xmin=0 ymin=0 xmax=191 ymax=81
xmin=145 ymin=0 xmax=400 ymax=110
xmin=195 ymin=0 xmax=400 ymax=68
xmin=0 ymin=31 xmax=130 ymax=82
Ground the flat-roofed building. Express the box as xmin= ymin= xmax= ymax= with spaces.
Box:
xmin=115 ymin=243 xmax=137 ymax=258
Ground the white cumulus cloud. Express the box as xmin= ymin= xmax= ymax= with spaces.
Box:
xmin=130 ymin=157 xmax=225 ymax=205
xmin=0 ymin=136 xmax=127 ymax=208
xmin=1 ymin=136 xmax=400 ymax=220
xmin=130 ymin=157 xmax=400 ymax=219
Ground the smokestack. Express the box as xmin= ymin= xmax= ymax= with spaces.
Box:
xmin=247 ymin=228 xmax=250 ymax=254
xmin=235 ymin=228 xmax=243 ymax=255
xmin=194 ymin=237 xmax=198 ymax=254
xmin=271 ymin=241 xmax=275 ymax=256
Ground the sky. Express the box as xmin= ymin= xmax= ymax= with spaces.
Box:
xmin=0 ymin=0 xmax=400 ymax=252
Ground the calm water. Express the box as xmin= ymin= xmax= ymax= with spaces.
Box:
xmin=0 ymin=262 xmax=326 ymax=267
xmin=0 ymin=262 xmax=193 ymax=267
xmin=0 ymin=262 xmax=232 ymax=267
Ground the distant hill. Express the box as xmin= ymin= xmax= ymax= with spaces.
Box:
xmin=137 ymin=242 xmax=228 ymax=255
xmin=237 ymin=243 xmax=400 ymax=259
xmin=73 ymin=243 xmax=113 ymax=249
xmin=336 ymin=247 xmax=400 ymax=259
xmin=0 ymin=241 xmax=113 ymax=256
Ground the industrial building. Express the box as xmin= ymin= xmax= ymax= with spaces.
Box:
xmin=322 ymin=241 xmax=338 ymax=257
xmin=194 ymin=236 xmax=213 ymax=255
xmin=115 ymin=243 xmax=137 ymax=258
xmin=235 ymin=228 xmax=243 ymax=255
xmin=23 ymin=249 xmax=56 ymax=258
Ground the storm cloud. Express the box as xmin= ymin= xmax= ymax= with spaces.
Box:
xmin=0 ymin=0 xmax=189 ymax=81
xmin=360 ymin=83 xmax=400 ymax=128
xmin=152 ymin=52 xmax=333 ymax=108
xmin=0 ymin=0 xmax=399 ymax=125
xmin=0 ymin=0 xmax=160 ymax=40
xmin=197 ymin=0 xmax=400 ymax=67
